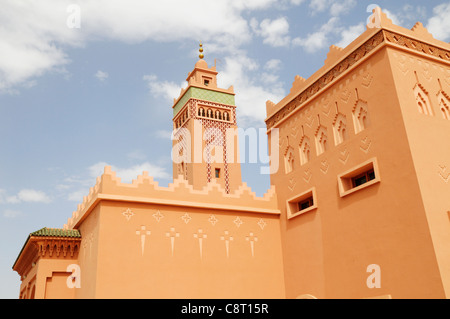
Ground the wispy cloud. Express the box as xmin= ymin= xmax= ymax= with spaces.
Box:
xmin=143 ymin=74 xmax=185 ymax=102
xmin=251 ymin=17 xmax=291 ymax=47
xmin=427 ymin=2 xmax=450 ymax=41
xmin=2 ymin=209 xmax=22 ymax=218
xmin=0 ymin=0 xmax=282 ymax=93
xmin=217 ymin=54 xmax=285 ymax=126
xmin=88 ymin=161 xmax=170 ymax=183
xmin=292 ymin=17 xmax=339 ymax=53
xmin=309 ymin=0 xmax=356 ymax=16
xmin=94 ymin=70 xmax=109 ymax=81
xmin=335 ymin=23 xmax=365 ymax=48
xmin=0 ymin=188 xmax=52 ymax=204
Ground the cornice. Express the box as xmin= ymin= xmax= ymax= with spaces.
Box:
xmin=265 ymin=29 xmax=450 ymax=131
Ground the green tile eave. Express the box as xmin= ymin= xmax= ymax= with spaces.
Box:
xmin=173 ymin=86 xmax=235 ymax=117
xmin=12 ymin=227 xmax=81 ymax=270
xmin=30 ymin=227 xmax=81 ymax=238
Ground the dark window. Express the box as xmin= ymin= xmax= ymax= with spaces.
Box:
xmin=298 ymin=197 xmax=314 ymax=211
xmin=204 ymin=79 xmax=209 ymax=86
xmin=215 ymin=168 xmax=220 ymax=178
xmin=352 ymin=169 xmax=375 ymax=188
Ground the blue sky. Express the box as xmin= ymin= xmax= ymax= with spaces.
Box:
xmin=1 ymin=0 xmax=449 ymax=299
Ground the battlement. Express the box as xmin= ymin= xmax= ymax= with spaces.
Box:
xmin=265 ymin=7 xmax=450 ymax=130
xmin=64 ymin=166 xmax=279 ymax=229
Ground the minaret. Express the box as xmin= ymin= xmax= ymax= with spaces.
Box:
xmin=171 ymin=43 xmax=242 ymax=193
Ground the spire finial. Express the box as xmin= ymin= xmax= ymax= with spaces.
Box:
xmin=199 ymin=42 xmax=204 ymax=59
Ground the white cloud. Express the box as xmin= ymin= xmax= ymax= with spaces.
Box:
xmin=217 ymin=54 xmax=285 ymax=126
xmin=154 ymin=130 xmax=173 ymax=140
xmin=260 ymin=73 xmax=280 ymax=84
xmin=382 ymin=8 xmax=402 ymax=26
xmin=264 ymin=59 xmax=282 ymax=71
xmin=94 ymin=70 xmax=109 ymax=81
xmin=1 ymin=0 xmax=287 ymax=93
xmin=67 ymin=190 xmax=88 ymax=202
xmin=3 ymin=209 xmax=21 ymax=218
xmin=88 ymin=161 xmax=170 ymax=183
xmin=292 ymin=17 xmax=339 ymax=53
xmin=329 ymin=0 xmax=356 ymax=17
xmin=427 ymin=3 xmax=450 ymax=41
xmin=251 ymin=17 xmax=291 ymax=47
xmin=336 ymin=23 xmax=364 ymax=48
xmin=0 ymin=189 xmax=52 ymax=204
xmin=0 ymin=1 xmax=79 ymax=93
xmin=127 ymin=150 xmax=147 ymax=161
xmin=143 ymin=74 xmax=186 ymax=102
xmin=309 ymin=0 xmax=356 ymax=16
xmin=290 ymin=0 xmax=305 ymax=5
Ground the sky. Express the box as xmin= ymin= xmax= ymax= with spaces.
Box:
xmin=1 ymin=0 xmax=449 ymax=299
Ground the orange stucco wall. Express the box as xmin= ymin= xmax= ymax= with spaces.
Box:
xmin=91 ymin=201 xmax=285 ymax=298
xmin=388 ymin=46 xmax=450 ymax=297
xmin=268 ymin=40 xmax=445 ymax=298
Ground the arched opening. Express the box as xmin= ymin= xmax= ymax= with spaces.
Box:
xmin=299 ymin=137 xmax=311 ymax=166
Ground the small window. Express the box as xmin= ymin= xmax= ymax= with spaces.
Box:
xmin=204 ymin=79 xmax=209 ymax=86
xmin=286 ymin=188 xmax=317 ymax=220
xmin=352 ymin=170 xmax=375 ymax=188
xmin=298 ymin=197 xmax=314 ymax=211
xmin=338 ymin=158 xmax=380 ymax=197
xmin=215 ymin=168 xmax=220 ymax=178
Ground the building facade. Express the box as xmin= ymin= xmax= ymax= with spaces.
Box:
xmin=13 ymin=8 xmax=450 ymax=299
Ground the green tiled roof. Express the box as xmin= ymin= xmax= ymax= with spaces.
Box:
xmin=173 ymin=86 xmax=235 ymax=116
xmin=12 ymin=227 xmax=81 ymax=270
xmin=30 ymin=227 xmax=81 ymax=238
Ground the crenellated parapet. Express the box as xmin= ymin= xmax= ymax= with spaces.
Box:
xmin=265 ymin=7 xmax=450 ymax=130
xmin=64 ymin=166 xmax=279 ymax=230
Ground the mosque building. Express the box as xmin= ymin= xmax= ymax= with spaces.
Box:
xmin=13 ymin=8 xmax=450 ymax=299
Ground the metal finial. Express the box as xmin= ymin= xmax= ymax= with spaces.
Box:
xmin=199 ymin=42 xmax=204 ymax=59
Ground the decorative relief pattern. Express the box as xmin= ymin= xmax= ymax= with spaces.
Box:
xmin=166 ymin=227 xmax=180 ymax=256
xmin=339 ymin=148 xmax=350 ymax=165
xmin=136 ymin=226 xmax=151 ymax=256
xmin=352 ymin=99 xmax=369 ymax=134
xmin=181 ymin=213 xmax=192 ymax=224
xmin=361 ymin=72 xmax=374 ymax=88
xmin=360 ymin=136 xmax=372 ymax=154
xmin=122 ymin=208 xmax=134 ymax=221
xmin=384 ymin=30 xmax=450 ymax=63
xmin=438 ymin=165 xmax=450 ymax=183
xmin=333 ymin=113 xmax=347 ymax=146
xmin=266 ymin=31 xmax=384 ymax=129
xmin=153 ymin=210 xmax=164 ymax=222
xmin=233 ymin=216 xmax=243 ymax=228
xmin=257 ymin=219 xmax=267 ymax=230
xmin=129 ymin=213 xmax=269 ymax=259
xmin=246 ymin=232 xmax=258 ymax=257
xmin=303 ymin=169 xmax=312 ymax=183
xmin=288 ymin=177 xmax=297 ymax=192
xmin=299 ymin=135 xmax=311 ymax=166
xmin=220 ymin=231 xmax=233 ymax=258
xmin=193 ymin=229 xmax=207 ymax=259
xmin=201 ymin=117 xmax=233 ymax=193
xmin=284 ymin=146 xmax=295 ymax=174
xmin=208 ymin=215 xmax=219 ymax=226
xmin=320 ymin=160 xmax=330 ymax=175
xmin=266 ymin=29 xmax=450 ymax=130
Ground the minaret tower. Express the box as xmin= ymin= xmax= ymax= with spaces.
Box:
xmin=171 ymin=43 xmax=242 ymax=193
